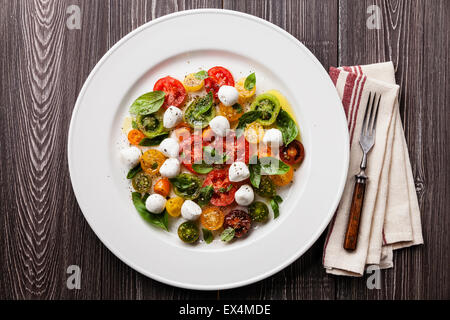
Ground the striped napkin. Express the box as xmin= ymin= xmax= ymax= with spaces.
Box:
xmin=322 ymin=62 xmax=423 ymax=276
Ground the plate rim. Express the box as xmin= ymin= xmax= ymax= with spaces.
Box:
xmin=68 ymin=8 xmax=349 ymax=290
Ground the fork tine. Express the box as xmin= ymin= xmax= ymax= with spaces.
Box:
xmin=367 ymin=93 xmax=377 ymax=136
xmin=361 ymin=93 xmax=372 ymax=138
xmin=370 ymin=95 xmax=381 ymax=134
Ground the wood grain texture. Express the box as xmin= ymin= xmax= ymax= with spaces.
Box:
xmin=1 ymin=0 xmax=449 ymax=300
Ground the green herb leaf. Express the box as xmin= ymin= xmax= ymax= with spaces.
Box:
xmin=236 ymin=110 xmax=262 ymax=133
xmin=244 ymin=72 xmax=256 ymax=91
xmin=139 ymin=132 xmax=169 ymax=146
xmin=197 ymin=186 xmax=214 ymax=207
xmin=169 ymin=173 xmax=202 ymax=200
xmin=131 ymin=192 xmax=169 ymax=231
xmin=202 ymin=228 xmax=214 ymax=244
xmin=273 ymin=195 xmax=283 ymax=203
xmin=249 ymin=156 xmax=261 ymax=188
xmin=270 ymin=199 xmax=280 ymax=219
xmin=193 ymin=92 xmax=213 ymax=117
xmin=259 ymin=157 xmax=291 ymax=175
xmin=192 ymin=162 xmax=214 ymax=174
xmin=218 ymin=184 xmax=233 ymax=193
xmin=221 ymin=227 xmax=235 ymax=242
xmin=232 ymin=103 xmax=243 ymax=113
xmin=129 ymin=91 xmax=165 ymax=115
xmin=127 ymin=163 xmax=142 ymax=179
xmin=276 ymin=109 xmax=299 ymax=145
xmin=194 ymin=70 xmax=209 ymax=80
xmin=131 ymin=120 xmax=138 ymax=129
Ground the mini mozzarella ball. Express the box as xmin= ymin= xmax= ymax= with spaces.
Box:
xmin=159 ymin=138 xmax=180 ymax=158
xmin=209 ymin=116 xmax=230 ymax=137
xmin=263 ymin=128 xmax=283 ymax=147
xmin=145 ymin=194 xmax=167 ymax=214
xmin=163 ymin=106 xmax=183 ymax=129
xmin=229 ymin=161 xmax=250 ymax=182
xmin=235 ymin=184 xmax=255 ymax=206
xmin=120 ymin=147 xmax=141 ymax=168
xmin=181 ymin=200 xmax=202 ymax=221
xmin=218 ymin=85 xmax=239 ymax=106
xmin=159 ymin=158 xmax=180 ymax=178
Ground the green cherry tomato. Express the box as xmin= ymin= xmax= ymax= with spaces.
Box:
xmin=178 ymin=221 xmax=200 ymax=243
xmin=184 ymin=93 xmax=216 ymax=128
xmin=131 ymin=172 xmax=152 ymax=193
xmin=254 ymin=176 xmax=277 ymax=198
xmin=170 ymin=173 xmax=202 ymax=200
xmin=136 ymin=112 xmax=164 ymax=138
xmin=248 ymin=201 xmax=269 ymax=222
xmin=250 ymin=93 xmax=281 ymax=126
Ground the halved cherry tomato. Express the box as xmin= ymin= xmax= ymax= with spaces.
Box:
xmin=166 ymin=197 xmax=184 ymax=217
xmin=280 ymin=140 xmax=305 ymax=165
xmin=235 ymin=77 xmax=256 ymax=104
xmin=204 ymin=66 xmax=235 ymax=99
xmin=154 ymin=76 xmax=186 ymax=109
xmin=173 ymin=123 xmax=192 ymax=142
xmin=201 ymin=207 xmax=225 ymax=231
xmin=203 ymin=169 xmax=236 ymax=207
xmin=244 ymin=122 xmax=265 ymax=144
xmin=258 ymin=144 xmax=272 ymax=158
xmin=218 ymin=102 xmax=244 ymax=122
xmin=211 ymin=131 xmax=251 ymax=164
xmin=270 ymin=166 xmax=294 ymax=186
xmin=127 ymin=129 xmax=145 ymax=145
xmin=183 ymin=73 xmax=204 ymax=92
xmin=202 ymin=127 xmax=217 ymax=145
xmin=140 ymin=149 xmax=166 ymax=175
xmin=154 ymin=178 xmax=171 ymax=197
xmin=223 ymin=210 xmax=252 ymax=238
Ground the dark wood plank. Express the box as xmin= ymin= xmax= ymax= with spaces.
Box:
xmin=220 ymin=0 xmax=338 ymax=300
xmin=337 ymin=0 xmax=450 ymax=299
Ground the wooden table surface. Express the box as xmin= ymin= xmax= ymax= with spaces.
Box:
xmin=1 ymin=0 xmax=449 ymax=300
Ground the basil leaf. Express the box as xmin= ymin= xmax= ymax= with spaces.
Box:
xmin=218 ymin=184 xmax=233 ymax=193
xmin=236 ymin=111 xmax=262 ymax=133
xmin=276 ymin=109 xmax=299 ymax=146
xmin=194 ymin=70 xmax=209 ymax=80
xmin=127 ymin=163 xmax=142 ymax=179
xmin=129 ymin=91 xmax=165 ymax=115
xmin=193 ymin=92 xmax=213 ymax=117
xmin=221 ymin=227 xmax=235 ymax=242
xmin=131 ymin=192 xmax=169 ymax=231
xmin=197 ymin=186 xmax=214 ymax=207
xmin=270 ymin=198 xmax=280 ymax=219
xmin=139 ymin=132 xmax=169 ymax=146
xmin=244 ymin=72 xmax=256 ymax=91
xmin=273 ymin=195 xmax=283 ymax=203
xmin=131 ymin=120 xmax=138 ymax=129
xmin=259 ymin=157 xmax=290 ymax=175
xmin=192 ymin=162 xmax=214 ymax=174
xmin=249 ymin=156 xmax=261 ymax=188
xmin=232 ymin=103 xmax=243 ymax=113
xmin=202 ymin=228 xmax=214 ymax=244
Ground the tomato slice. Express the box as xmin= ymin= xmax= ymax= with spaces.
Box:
xmin=154 ymin=76 xmax=187 ymax=109
xmin=280 ymin=140 xmax=305 ymax=165
xmin=204 ymin=66 xmax=235 ymax=99
xmin=203 ymin=169 xmax=236 ymax=207
xmin=210 ymin=131 xmax=251 ymax=164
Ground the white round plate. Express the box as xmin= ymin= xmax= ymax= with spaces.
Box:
xmin=68 ymin=9 xmax=349 ymax=290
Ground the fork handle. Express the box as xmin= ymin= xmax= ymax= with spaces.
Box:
xmin=343 ymin=174 xmax=367 ymax=251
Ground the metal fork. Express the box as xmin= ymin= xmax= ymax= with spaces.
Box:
xmin=344 ymin=93 xmax=381 ymax=251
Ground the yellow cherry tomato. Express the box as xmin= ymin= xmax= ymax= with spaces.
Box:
xmin=244 ymin=122 xmax=265 ymax=144
xmin=218 ymin=103 xmax=244 ymax=123
xmin=140 ymin=149 xmax=166 ymax=175
xmin=183 ymin=73 xmax=204 ymax=92
xmin=270 ymin=166 xmax=294 ymax=186
xmin=166 ymin=197 xmax=184 ymax=217
xmin=200 ymin=207 xmax=225 ymax=231
xmin=236 ymin=77 xmax=256 ymax=104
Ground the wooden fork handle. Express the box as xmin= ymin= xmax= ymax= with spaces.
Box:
xmin=344 ymin=174 xmax=367 ymax=251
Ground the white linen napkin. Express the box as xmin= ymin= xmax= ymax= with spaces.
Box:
xmin=322 ymin=62 xmax=423 ymax=276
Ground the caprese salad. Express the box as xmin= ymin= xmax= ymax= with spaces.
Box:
xmin=120 ymin=66 xmax=305 ymax=244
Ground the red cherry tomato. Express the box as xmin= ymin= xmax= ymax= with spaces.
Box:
xmin=210 ymin=131 xmax=251 ymax=164
xmin=154 ymin=76 xmax=186 ymax=109
xmin=203 ymin=169 xmax=237 ymax=207
xmin=179 ymin=133 xmax=203 ymax=173
xmin=204 ymin=66 xmax=235 ymax=99
xmin=280 ymin=140 xmax=305 ymax=165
